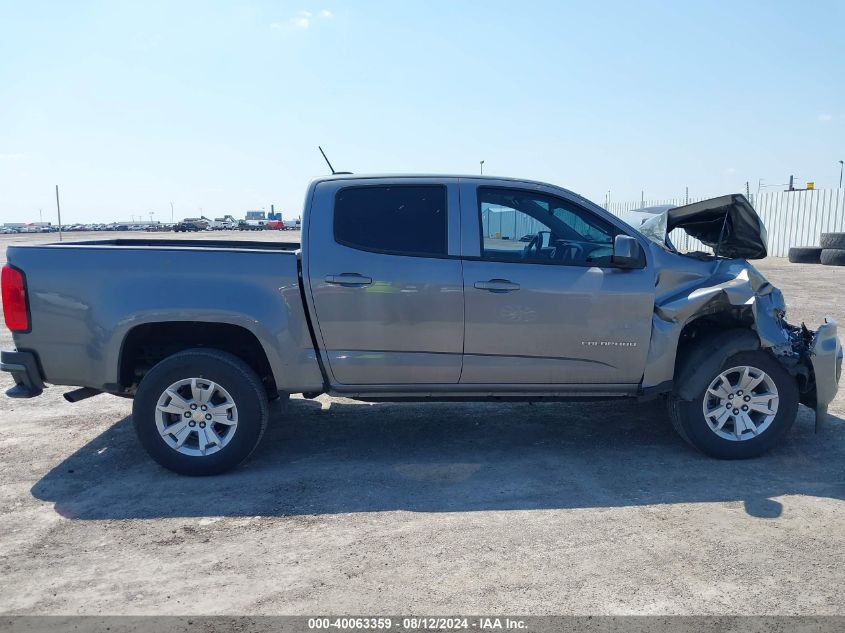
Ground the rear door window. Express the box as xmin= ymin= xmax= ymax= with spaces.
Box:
xmin=334 ymin=185 xmax=447 ymax=257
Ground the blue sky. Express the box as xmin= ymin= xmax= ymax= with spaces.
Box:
xmin=1 ymin=0 xmax=843 ymax=223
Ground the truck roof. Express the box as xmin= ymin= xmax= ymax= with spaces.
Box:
xmin=309 ymin=173 xmax=592 ymax=206
xmin=311 ymin=173 xmax=562 ymax=185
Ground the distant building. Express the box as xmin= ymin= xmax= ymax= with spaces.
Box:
xmin=245 ymin=210 xmax=265 ymax=220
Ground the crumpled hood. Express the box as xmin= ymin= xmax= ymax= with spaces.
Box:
xmin=666 ymin=194 xmax=768 ymax=259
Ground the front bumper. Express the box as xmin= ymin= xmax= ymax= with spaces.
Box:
xmin=1 ymin=350 xmax=45 ymax=398
xmin=808 ymin=317 xmax=843 ymax=427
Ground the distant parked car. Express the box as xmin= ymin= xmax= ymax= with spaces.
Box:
xmin=208 ymin=219 xmax=237 ymax=230
xmin=237 ymin=220 xmax=265 ymax=231
xmin=173 ymin=221 xmax=204 ymax=233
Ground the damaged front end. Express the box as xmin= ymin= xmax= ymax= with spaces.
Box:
xmin=648 ymin=259 xmax=842 ymax=428
xmin=781 ymin=318 xmax=843 ymax=429
xmin=637 ymin=194 xmax=842 ymax=427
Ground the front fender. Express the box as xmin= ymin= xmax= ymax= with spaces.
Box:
xmin=642 ymin=258 xmax=788 ymax=389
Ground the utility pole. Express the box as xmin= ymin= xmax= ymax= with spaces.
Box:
xmin=745 ymin=181 xmax=750 ymax=199
xmin=55 ymin=185 xmax=63 ymax=242
xmin=149 ymin=211 xmax=155 ymax=224
xmin=640 ymin=191 xmax=644 ymax=209
xmin=685 ymin=186 xmax=689 ymax=205
xmin=480 ymin=160 xmax=485 ymax=175
xmin=39 ymin=208 xmax=43 ymax=224
xmin=839 ymin=160 xmax=843 ymax=188
xmin=170 ymin=201 xmax=174 ymax=223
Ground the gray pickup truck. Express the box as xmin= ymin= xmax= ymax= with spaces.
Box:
xmin=2 ymin=175 xmax=842 ymax=474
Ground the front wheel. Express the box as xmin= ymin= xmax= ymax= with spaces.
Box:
xmin=132 ymin=349 xmax=269 ymax=475
xmin=669 ymin=350 xmax=799 ymax=459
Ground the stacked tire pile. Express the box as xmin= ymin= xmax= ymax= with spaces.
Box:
xmin=788 ymin=232 xmax=845 ymax=266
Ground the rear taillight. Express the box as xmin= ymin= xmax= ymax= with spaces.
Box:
xmin=2 ymin=265 xmax=29 ymax=332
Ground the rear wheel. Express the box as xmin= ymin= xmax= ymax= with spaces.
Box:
xmin=133 ymin=349 xmax=269 ymax=475
xmin=669 ymin=350 xmax=799 ymax=459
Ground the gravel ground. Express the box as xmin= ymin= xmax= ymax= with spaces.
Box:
xmin=0 ymin=231 xmax=843 ymax=615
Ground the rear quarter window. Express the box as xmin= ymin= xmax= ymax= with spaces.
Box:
xmin=333 ymin=185 xmax=447 ymax=257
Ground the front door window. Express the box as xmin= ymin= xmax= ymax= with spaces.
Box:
xmin=479 ymin=188 xmax=616 ymax=266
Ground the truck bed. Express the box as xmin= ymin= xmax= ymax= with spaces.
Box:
xmin=56 ymin=238 xmax=300 ymax=251
xmin=5 ymin=240 xmax=322 ymax=394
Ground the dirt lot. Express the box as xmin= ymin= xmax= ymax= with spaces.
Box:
xmin=0 ymin=231 xmax=843 ymax=615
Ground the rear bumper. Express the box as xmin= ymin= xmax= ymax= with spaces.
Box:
xmin=1 ymin=350 xmax=45 ymax=398
xmin=808 ymin=318 xmax=843 ymax=425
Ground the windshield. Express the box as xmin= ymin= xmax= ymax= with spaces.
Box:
xmin=620 ymin=206 xmax=675 ymax=251
xmin=637 ymin=212 xmax=671 ymax=248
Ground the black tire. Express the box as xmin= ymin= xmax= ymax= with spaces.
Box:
xmin=820 ymin=248 xmax=845 ymax=266
xmin=819 ymin=232 xmax=845 ymax=250
xmin=788 ymin=247 xmax=823 ymax=264
xmin=132 ymin=349 xmax=269 ymax=475
xmin=669 ymin=350 xmax=799 ymax=459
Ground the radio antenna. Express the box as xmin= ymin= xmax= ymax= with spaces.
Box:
xmin=318 ymin=146 xmax=337 ymax=175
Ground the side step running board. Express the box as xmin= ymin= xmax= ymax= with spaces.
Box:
xmin=63 ymin=387 xmax=102 ymax=403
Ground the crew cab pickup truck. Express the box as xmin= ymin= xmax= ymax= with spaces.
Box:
xmin=2 ymin=175 xmax=842 ymax=475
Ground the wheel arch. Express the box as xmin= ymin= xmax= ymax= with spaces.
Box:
xmin=643 ymin=307 xmax=758 ymax=394
xmin=672 ymin=313 xmax=812 ymax=403
xmin=117 ymin=320 xmax=279 ymax=396
xmin=673 ymin=325 xmax=761 ymax=401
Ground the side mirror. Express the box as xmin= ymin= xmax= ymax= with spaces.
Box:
xmin=612 ymin=234 xmax=643 ymax=269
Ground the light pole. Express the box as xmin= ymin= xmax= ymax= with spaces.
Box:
xmin=149 ymin=211 xmax=155 ymax=224
xmin=55 ymin=185 xmax=63 ymax=242
xmin=480 ymin=160 xmax=484 ymax=175
xmin=839 ymin=160 xmax=843 ymax=188
xmin=170 ymin=201 xmax=174 ymax=223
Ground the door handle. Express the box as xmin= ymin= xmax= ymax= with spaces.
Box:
xmin=474 ymin=279 xmax=520 ymax=293
xmin=325 ymin=273 xmax=373 ymax=286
